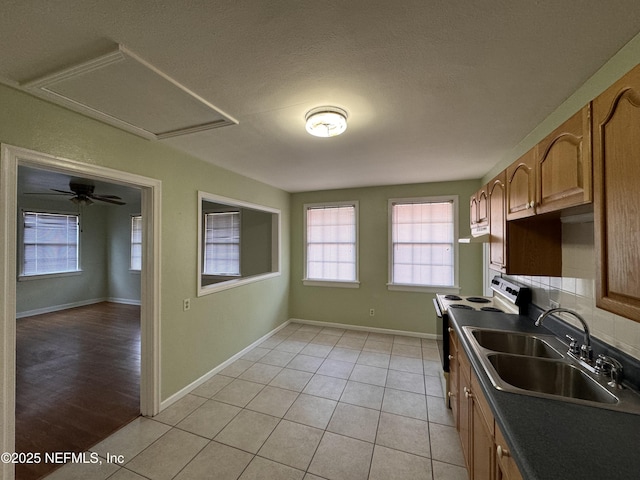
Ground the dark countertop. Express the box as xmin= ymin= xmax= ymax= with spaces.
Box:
xmin=448 ymin=309 xmax=640 ymax=480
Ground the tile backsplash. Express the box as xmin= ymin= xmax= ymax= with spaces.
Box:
xmin=501 ymin=221 xmax=640 ymax=361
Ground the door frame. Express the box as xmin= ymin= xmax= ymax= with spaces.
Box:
xmin=0 ymin=144 xmax=161 ymax=479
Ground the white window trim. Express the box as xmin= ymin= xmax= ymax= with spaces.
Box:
xmin=18 ymin=208 xmax=82 ymax=280
xmin=387 ymin=195 xmax=460 ymax=293
xmin=197 ymin=191 xmax=281 ymax=296
xmin=303 ymin=200 xmax=360 ymax=288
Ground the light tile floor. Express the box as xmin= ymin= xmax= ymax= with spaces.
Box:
xmin=44 ymin=322 xmax=468 ymax=480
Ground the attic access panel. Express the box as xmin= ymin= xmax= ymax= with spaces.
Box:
xmin=22 ymin=45 xmax=237 ymax=140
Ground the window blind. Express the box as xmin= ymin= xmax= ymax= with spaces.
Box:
xmin=306 ymin=205 xmax=356 ymax=281
xmin=22 ymin=212 xmax=79 ymax=276
xmin=204 ymin=211 xmax=240 ymax=276
xmin=391 ymin=201 xmax=454 ymax=286
xmin=130 ymin=215 xmax=142 ymax=270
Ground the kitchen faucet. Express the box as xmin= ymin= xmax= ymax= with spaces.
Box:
xmin=535 ymin=308 xmax=593 ymax=363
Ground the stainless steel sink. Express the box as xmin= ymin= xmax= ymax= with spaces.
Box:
xmin=487 ymin=354 xmax=618 ymax=404
xmin=469 ymin=329 xmax=563 ymax=359
xmin=461 ymin=326 xmax=640 ymax=413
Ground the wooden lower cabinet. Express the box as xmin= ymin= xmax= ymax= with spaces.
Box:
xmin=454 ymin=340 xmax=524 ymax=480
xmin=495 ymin=425 xmax=524 ymax=480
xmin=448 ymin=324 xmax=459 ymax=426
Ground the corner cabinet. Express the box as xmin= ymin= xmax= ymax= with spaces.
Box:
xmin=593 ymin=63 xmax=640 ymax=323
xmin=536 ymin=105 xmax=592 ymax=214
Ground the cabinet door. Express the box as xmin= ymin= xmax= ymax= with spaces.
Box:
xmin=506 ymin=149 xmax=536 ymax=220
xmin=471 ymin=371 xmax=495 ymax=480
xmin=495 ymin=425 xmax=524 ymax=480
xmin=448 ymin=325 xmax=459 ymax=427
xmin=488 ymin=172 xmax=506 ymax=271
xmin=458 ymin=348 xmax=472 ymax=470
xmin=593 ymin=63 xmax=640 ymax=322
xmin=477 ymin=186 xmax=489 ymax=227
xmin=472 ymin=399 xmax=494 ymax=480
xmin=470 ymin=193 xmax=478 ymax=229
xmin=536 ymin=105 xmax=592 ymax=214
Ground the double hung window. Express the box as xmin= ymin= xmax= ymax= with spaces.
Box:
xmin=389 ymin=196 xmax=458 ymax=290
xmin=304 ymin=202 xmax=358 ymax=287
xmin=21 ymin=211 xmax=80 ymax=277
xmin=203 ymin=211 xmax=241 ymax=276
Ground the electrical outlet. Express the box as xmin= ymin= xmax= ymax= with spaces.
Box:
xmin=369 ymin=308 xmax=375 ymax=316
xmin=183 ymin=298 xmax=191 ymax=311
xmin=550 ymin=299 xmax=560 ymax=309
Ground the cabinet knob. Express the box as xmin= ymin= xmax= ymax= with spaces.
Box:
xmin=448 ymin=391 xmax=455 ymax=398
xmin=497 ymin=445 xmax=510 ymax=459
xmin=448 ymin=327 xmax=453 ymax=333
xmin=448 ymin=355 xmax=454 ymax=360
xmin=463 ymin=387 xmax=473 ymax=399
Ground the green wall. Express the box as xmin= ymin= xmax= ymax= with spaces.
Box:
xmin=289 ymin=181 xmax=483 ymax=335
xmin=107 ymin=199 xmax=143 ymax=303
xmin=1 ymin=84 xmax=291 ymax=400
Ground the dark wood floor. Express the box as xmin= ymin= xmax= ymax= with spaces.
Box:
xmin=16 ymin=302 xmax=141 ymax=480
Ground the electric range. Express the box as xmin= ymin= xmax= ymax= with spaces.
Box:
xmin=433 ymin=276 xmax=531 ymax=373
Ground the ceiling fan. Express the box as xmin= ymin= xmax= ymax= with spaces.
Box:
xmin=28 ymin=180 xmax=126 ymax=206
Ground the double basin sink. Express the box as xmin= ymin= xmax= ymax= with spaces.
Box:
xmin=462 ymin=327 xmax=640 ymax=414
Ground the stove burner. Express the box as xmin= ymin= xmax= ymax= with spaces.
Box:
xmin=466 ymin=296 xmax=491 ymax=304
xmin=449 ymin=304 xmax=474 ymax=310
xmin=444 ymin=295 xmax=462 ymax=301
xmin=480 ymin=306 xmax=503 ymax=312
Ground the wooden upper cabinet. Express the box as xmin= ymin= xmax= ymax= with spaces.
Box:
xmin=536 ymin=105 xmax=592 ymax=214
xmin=470 ymin=193 xmax=479 ymax=228
xmin=593 ymin=63 xmax=640 ymax=323
xmin=477 ymin=186 xmax=489 ymax=227
xmin=470 ymin=185 xmax=489 ymax=235
xmin=488 ymin=172 xmax=506 ymax=272
xmin=506 ymin=148 xmax=536 ymax=220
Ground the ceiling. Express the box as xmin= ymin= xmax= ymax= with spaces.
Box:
xmin=2 ymin=1 xmax=640 ymax=193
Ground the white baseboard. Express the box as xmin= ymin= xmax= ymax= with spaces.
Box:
xmin=289 ymin=317 xmax=441 ymax=340
xmin=108 ymin=297 xmax=142 ymax=306
xmin=16 ymin=297 xmax=142 ymax=318
xmin=16 ymin=297 xmax=108 ymax=319
xmin=159 ymin=320 xmax=292 ymax=411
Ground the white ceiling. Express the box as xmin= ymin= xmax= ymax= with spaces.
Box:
xmin=2 ymin=1 xmax=640 ymax=193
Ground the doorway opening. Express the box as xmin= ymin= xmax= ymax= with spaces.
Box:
xmin=0 ymin=145 xmax=161 ymax=480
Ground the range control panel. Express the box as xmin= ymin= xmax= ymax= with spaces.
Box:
xmin=490 ymin=276 xmax=531 ymax=308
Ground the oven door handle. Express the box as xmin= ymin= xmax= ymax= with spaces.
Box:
xmin=433 ymin=298 xmax=443 ymax=318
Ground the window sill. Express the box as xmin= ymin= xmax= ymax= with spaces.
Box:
xmin=387 ymin=283 xmax=460 ymax=294
xmin=198 ymin=271 xmax=281 ymax=296
xmin=18 ymin=271 xmax=82 ymax=282
xmin=303 ymin=279 xmax=360 ymax=289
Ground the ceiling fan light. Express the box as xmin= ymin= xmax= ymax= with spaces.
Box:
xmin=305 ymin=106 xmax=348 ymax=137
xmin=70 ymin=196 xmax=93 ymax=206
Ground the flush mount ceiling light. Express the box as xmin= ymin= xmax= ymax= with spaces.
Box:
xmin=305 ymin=106 xmax=348 ymax=137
